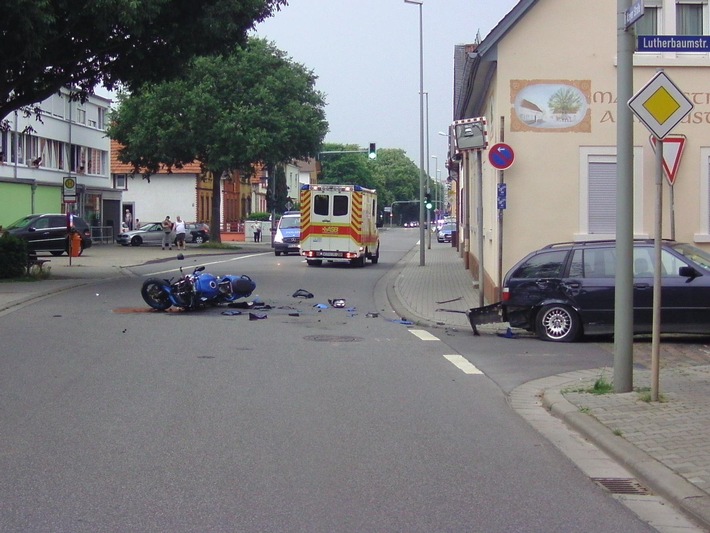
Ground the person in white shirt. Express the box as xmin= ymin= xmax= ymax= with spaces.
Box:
xmin=174 ymin=216 xmax=187 ymax=250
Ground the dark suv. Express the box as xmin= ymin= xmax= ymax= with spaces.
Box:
xmin=502 ymin=239 xmax=710 ymax=342
xmin=4 ymin=213 xmax=93 ymax=256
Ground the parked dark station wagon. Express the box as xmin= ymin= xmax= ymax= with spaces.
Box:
xmin=501 ymin=239 xmax=710 ymax=342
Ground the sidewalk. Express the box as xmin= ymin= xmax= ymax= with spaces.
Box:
xmin=388 ymin=240 xmax=710 ymax=531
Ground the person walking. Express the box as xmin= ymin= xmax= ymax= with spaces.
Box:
xmin=174 ymin=216 xmax=187 ymax=250
xmin=124 ymin=209 xmax=133 ymax=231
xmin=252 ymin=221 xmax=261 ymax=242
xmin=161 ymin=216 xmax=173 ymax=250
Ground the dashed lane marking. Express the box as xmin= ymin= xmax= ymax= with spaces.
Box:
xmin=409 ymin=329 xmax=440 ymax=341
xmin=443 ymin=354 xmax=484 ymax=375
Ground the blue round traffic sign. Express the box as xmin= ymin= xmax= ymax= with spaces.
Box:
xmin=489 ymin=143 xmax=515 ymax=170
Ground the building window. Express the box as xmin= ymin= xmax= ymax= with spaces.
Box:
xmin=115 ymin=174 xmax=128 ymax=190
xmin=677 ymin=0 xmax=707 ymax=34
xmin=637 ymin=4 xmax=660 ymax=34
xmin=578 ymin=147 xmax=645 ymax=239
xmin=588 ymin=161 xmax=617 ymax=234
xmin=697 ymin=149 xmax=710 ymax=242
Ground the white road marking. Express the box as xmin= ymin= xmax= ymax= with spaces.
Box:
xmin=443 ymin=354 xmax=483 ymax=374
xmin=148 ymin=252 xmax=269 ymax=276
xmin=409 ymin=329 xmax=440 ymax=341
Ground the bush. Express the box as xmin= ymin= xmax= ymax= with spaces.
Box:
xmin=249 ymin=212 xmax=271 ymax=221
xmin=0 ymin=233 xmax=28 ymax=279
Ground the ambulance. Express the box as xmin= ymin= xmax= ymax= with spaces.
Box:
xmin=300 ymin=184 xmax=380 ymax=267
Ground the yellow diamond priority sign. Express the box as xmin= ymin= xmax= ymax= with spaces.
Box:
xmin=628 ymin=71 xmax=693 ymax=139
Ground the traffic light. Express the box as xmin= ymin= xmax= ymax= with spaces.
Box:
xmin=368 ymin=143 xmax=377 ymax=159
xmin=425 ymin=193 xmax=432 ymax=210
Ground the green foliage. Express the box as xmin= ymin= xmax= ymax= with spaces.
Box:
xmin=0 ymin=0 xmax=287 ymax=123
xmin=108 ymin=37 xmax=328 ymax=241
xmin=317 ymin=145 xmax=421 ymax=222
xmin=248 ymin=212 xmax=271 ymax=221
xmin=0 ymin=233 xmax=28 ymax=279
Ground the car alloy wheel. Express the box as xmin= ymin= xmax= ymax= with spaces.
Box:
xmin=535 ymin=304 xmax=580 ymax=342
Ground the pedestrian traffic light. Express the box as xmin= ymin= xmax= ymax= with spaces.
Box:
xmin=368 ymin=143 xmax=377 ymax=159
xmin=425 ymin=193 xmax=432 ymax=210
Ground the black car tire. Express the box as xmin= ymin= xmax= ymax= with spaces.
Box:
xmin=130 ymin=236 xmax=142 ymax=246
xmin=141 ymin=279 xmax=172 ymax=310
xmin=194 ymin=235 xmax=204 ymax=244
xmin=50 ymin=250 xmax=64 ymax=256
xmin=535 ymin=304 xmax=580 ymax=342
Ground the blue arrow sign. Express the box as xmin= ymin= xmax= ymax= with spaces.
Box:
xmin=497 ymin=183 xmax=507 ymax=210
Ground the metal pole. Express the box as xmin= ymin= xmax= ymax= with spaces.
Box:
xmin=476 ymin=149 xmax=484 ymax=307
xmin=614 ymin=0 xmax=635 ymax=393
xmin=426 ymin=92 xmax=431 ymax=250
xmin=498 ymin=116 xmax=505 ymax=299
xmin=651 ymin=138 xmax=663 ymax=402
xmin=404 ymin=0 xmax=425 ymax=266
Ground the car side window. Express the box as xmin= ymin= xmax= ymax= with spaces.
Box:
xmin=578 ymin=247 xmax=616 ymax=278
xmin=660 ymin=249 xmax=687 ymax=277
xmin=34 ymin=217 xmax=49 ymax=229
xmin=512 ymin=250 xmax=568 ymax=278
xmin=633 ymin=248 xmax=655 ymax=277
xmin=49 ymin=216 xmax=66 ymax=228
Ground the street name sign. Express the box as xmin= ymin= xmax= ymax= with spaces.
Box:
xmin=628 ymin=71 xmax=693 ymax=139
xmin=637 ymin=35 xmax=710 ymax=52
xmin=625 ymin=0 xmax=644 ymax=29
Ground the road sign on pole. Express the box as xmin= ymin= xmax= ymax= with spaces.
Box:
xmin=628 ymin=71 xmax=693 ymax=139
xmin=650 ymin=135 xmax=686 ymax=185
xmin=488 ymin=143 xmax=515 ymax=170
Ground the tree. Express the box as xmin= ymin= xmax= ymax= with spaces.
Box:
xmin=0 ymin=0 xmax=287 ymax=123
xmin=319 ymin=143 xmax=380 ymax=190
xmin=108 ymin=38 xmax=327 ymax=242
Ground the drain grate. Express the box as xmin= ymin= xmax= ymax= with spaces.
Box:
xmin=304 ymin=335 xmax=362 ymax=343
xmin=592 ymin=478 xmax=652 ymax=495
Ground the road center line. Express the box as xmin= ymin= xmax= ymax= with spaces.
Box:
xmin=409 ymin=329 xmax=440 ymax=341
xmin=443 ymin=354 xmax=484 ymax=375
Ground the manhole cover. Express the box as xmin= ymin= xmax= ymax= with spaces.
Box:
xmin=592 ymin=478 xmax=651 ymax=495
xmin=304 ymin=335 xmax=363 ymax=343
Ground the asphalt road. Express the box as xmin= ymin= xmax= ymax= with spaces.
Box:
xmin=0 ymin=232 xmax=658 ymax=532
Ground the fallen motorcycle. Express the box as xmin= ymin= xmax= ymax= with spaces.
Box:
xmin=141 ymin=257 xmax=256 ymax=311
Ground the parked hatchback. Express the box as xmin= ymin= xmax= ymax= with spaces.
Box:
xmin=502 ymin=239 xmax=710 ymax=342
xmin=4 ymin=213 xmax=93 ymax=256
xmin=116 ymin=222 xmax=165 ymax=246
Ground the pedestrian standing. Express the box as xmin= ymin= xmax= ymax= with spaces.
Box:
xmin=174 ymin=216 xmax=187 ymax=250
xmin=161 ymin=216 xmax=173 ymax=250
xmin=124 ymin=209 xmax=133 ymax=231
xmin=252 ymin=221 xmax=261 ymax=242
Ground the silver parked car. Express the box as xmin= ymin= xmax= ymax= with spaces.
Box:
xmin=116 ymin=222 xmax=166 ymax=246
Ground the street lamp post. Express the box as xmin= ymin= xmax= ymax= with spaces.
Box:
xmin=404 ymin=0 xmax=425 ymax=266
xmin=431 ymin=155 xmax=438 ymax=222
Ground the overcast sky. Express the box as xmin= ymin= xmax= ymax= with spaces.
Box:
xmin=254 ymin=0 xmax=519 ymax=171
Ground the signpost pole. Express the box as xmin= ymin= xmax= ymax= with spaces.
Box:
xmin=615 ymin=0 xmax=635 ymax=393
xmin=651 ymin=139 xmax=663 ymax=402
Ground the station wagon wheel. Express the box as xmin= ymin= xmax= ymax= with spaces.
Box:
xmin=535 ymin=304 xmax=580 ymax=342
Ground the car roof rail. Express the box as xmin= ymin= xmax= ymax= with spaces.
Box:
xmin=541 ymin=238 xmax=672 ymax=250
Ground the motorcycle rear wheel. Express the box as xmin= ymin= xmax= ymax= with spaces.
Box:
xmin=141 ymin=278 xmax=172 ymax=310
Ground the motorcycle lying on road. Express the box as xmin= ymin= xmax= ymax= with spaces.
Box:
xmin=141 ymin=255 xmax=256 ymax=311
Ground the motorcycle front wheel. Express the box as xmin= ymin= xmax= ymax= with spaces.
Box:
xmin=141 ymin=278 xmax=172 ymax=310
